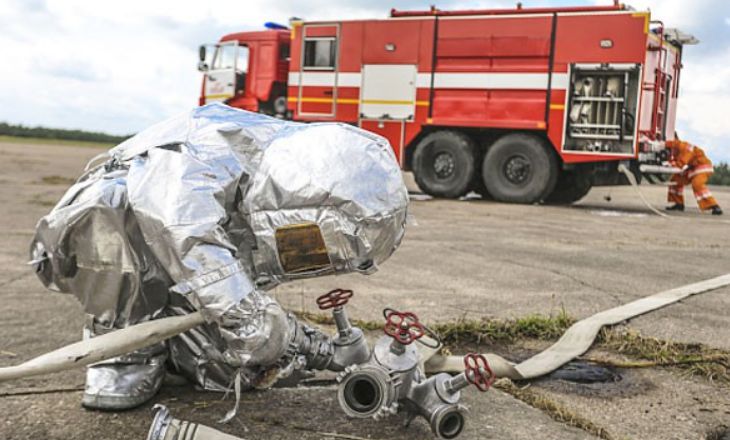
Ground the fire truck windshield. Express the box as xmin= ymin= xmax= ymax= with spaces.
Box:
xmin=212 ymin=44 xmax=249 ymax=73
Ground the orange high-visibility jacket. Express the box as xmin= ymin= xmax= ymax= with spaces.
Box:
xmin=666 ymin=140 xmax=713 ymax=177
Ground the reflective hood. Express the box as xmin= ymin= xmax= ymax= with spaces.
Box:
xmin=31 ymin=104 xmax=409 ymax=321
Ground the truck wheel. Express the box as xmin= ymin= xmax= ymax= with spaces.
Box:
xmin=413 ymin=131 xmax=477 ymax=198
xmin=273 ymin=95 xmax=288 ymax=117
xmin=544 ymin=170 xmax=593 ymax=205
xmin=482 ymin=133 xmax=558 ymax=204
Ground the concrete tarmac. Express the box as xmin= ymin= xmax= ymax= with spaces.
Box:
xmin=1 ymin=140 xmax=728 ymax=439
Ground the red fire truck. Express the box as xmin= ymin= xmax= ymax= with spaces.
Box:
xmin=197 ymin=3 xmax=697 ymax=204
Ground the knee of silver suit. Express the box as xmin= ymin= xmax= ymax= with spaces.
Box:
xmin=147 ymin=405 xmax=244 ymax=440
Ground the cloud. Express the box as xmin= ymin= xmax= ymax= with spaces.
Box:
xmin=671 ymin=47 xmax=730 ymax=161
xmin=36 ymin=58 xmax=108 ymax=82
xmin=0 ymin=0 xmax=728 ymax=163
xmin=592 ymin=0 xmax=730 ymax=162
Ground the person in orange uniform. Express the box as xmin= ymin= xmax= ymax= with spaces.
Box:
xmin=664 ymin=139 xmax=723 ymax=215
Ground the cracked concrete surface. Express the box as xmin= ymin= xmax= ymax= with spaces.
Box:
xmin=1 ymin=140 xmax=729 ymax=439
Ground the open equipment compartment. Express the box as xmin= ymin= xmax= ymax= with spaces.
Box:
xmin=563 ymin=63 xmax=641 ymax=155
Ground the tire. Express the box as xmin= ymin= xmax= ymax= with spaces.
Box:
xmin=544 ymin=170 xmax=593 ymax=205
xmin=481 ymin=133 xmax=559 ymax=204
xmin=413 ymin=130 xmax=477 ymax=198
xmin=273 ymin=95 xmax=288 ymax=116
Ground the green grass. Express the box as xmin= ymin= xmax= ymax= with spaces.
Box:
xmin=296 ymin=308 xmax=576 ymax=344
xmin=596 ymin=328 xmax=730 ymax=384
xmin=0 ymin=135 xmax=114 ymax=149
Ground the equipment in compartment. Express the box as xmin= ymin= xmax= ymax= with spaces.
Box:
xmin=564 ymin=65 xmax=640 ymax=154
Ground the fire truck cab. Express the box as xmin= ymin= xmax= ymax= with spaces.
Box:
xmin=198 ymin=4 xmax=697 ymax=204
xmin=198 ymin=27 xmax=291 ymax=116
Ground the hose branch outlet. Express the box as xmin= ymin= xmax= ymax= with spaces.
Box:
xmin=404 ymin=354 xmax=493 ymax=439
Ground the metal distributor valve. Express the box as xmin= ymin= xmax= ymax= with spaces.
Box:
xmin=336 ymin=308 xmax=494 ymax=439
xmin=336 ymin=309 xmax=428 ymax=420
xmin=315 ymin=288 xmax=370 ymax=371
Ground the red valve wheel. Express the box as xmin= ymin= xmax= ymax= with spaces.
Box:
xmin=383 ymin=310 xmax=425 ymax=345
xmin=316 ymin=288 xmax=354 ymax=310
xmin=464 ymin=353 xmax=495 ymax=392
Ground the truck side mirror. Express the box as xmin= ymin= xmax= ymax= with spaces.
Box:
xmin=197 ymin=45 xmax=209 ymax=71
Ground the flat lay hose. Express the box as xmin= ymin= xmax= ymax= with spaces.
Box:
xmin=2 ymin=274 xmax=730 ymax=382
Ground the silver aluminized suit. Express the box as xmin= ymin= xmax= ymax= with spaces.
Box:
xmin=30 ymin=103 xmax=408 ymax=408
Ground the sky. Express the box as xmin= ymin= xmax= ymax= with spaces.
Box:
xmin=0 ymin=0 xmax=728 ymax=162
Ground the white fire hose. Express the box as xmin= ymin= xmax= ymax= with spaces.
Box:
xmin=424 ymin=273 xmax=730 ymax=378
xmin=617 ymin=163 xmax=671 ymax=218
xmin=2 ymin=274 xmax=729 ymax=382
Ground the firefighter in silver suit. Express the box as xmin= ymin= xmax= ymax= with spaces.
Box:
xmin=29 ymin=104 xmax=409 ymax=410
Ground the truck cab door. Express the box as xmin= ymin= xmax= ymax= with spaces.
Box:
xmin=203 ymin=41 xmax=246 ymax=104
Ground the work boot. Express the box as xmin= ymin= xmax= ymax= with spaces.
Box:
xmin=665 ymin=204 xmax=684 ymax=211
xmin=82 ymin=348 xmax=167 ymax=411
xmin=711 ymin=206 xmax=723 ymax=216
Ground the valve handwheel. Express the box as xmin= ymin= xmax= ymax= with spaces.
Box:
xmin=464 ymin=353 xmax=495 ymax=391
xmin=316 ymin=288 xmax=354 ymax=310
xmin=383 ymin=310 xmax=425 ymax=345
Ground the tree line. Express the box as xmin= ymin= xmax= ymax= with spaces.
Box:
xmin=0 ymin=122 xmax=130 ymax=144
xmin=708 ymin=162 xmax=730 ymax=186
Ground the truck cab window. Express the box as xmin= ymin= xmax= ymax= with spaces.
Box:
xmin=212 ymin=44 xmax=236 ymax=70
xmin=211 ymin=44 xmax=249 ymax=73
xmin=303 ymin=38 xmax=336 ymax=69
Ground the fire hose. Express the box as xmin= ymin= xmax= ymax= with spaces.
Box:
xmin=2 ymin=274 xmax=729 ymax=382
xmin=617 ymin=163 xmax=671 ymax=218
xmin=424 ymin=273 xmax=730 ymax=378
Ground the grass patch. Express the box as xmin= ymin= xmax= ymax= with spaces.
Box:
xmin=596 ymin=328 xmax=730 ymax=385
xmin=40 ymin=175 xmax=76 ymax=185
xmin=0 ymin=135 xmax=114 ymax=149
xmin=296 ymin=310 xmax=575 ymax=345
xmin=496 ymin=379 xmax=615 ymax=440
xmin=431 ymin=309 xmax=575 ymax=345
xmin=295 ymin=309 xmax=575 ymax=343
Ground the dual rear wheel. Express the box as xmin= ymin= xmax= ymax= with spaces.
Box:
xmin=412 ymin=131 xmax=591 ymax=204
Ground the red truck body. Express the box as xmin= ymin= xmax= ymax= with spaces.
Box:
xmin=199 ymin=4 xmax=694 ymax=203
